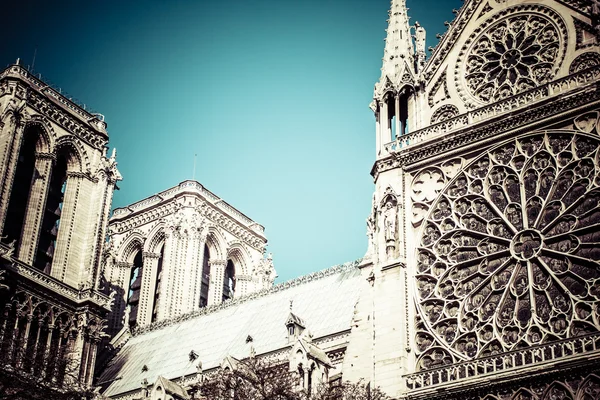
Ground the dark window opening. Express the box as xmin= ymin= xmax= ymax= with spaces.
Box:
xmin=127 ymin=251 xmax=143 ymax=327
xmin=222 ymin=260 xmax=235 ymax=302
xmin=36 ymin=153 xmax=67 ymax=273
xmin=3 ymin=131 xmax=37 ymax=251
xmin=199 ymin=245 xmax=210 ymax=307
xmin=151 ymin=244 xmax=165 ymax=323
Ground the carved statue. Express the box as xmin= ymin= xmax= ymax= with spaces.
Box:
xmin=123 ymin=305 xmax=131 ymax=328
xmin=414 ymin=22 xmax=426 ymax=54
xmin=383 ymin=199 xmax=397 ymax=243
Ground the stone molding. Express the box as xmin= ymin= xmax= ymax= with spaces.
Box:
xmin=405 ymin=333 xmax=600 ymax=398
xmin=2 ymin=245 xmax=111 ymax=311
xmin=110 ymin=192 xmax=266 ymax=251
xmin=373 ymin=67 xmax=600 ymax=178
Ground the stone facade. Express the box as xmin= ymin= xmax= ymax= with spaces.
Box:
xmin=344 ymin=0 xmax=600 ymax=398
xmin=103 ymin=180 xmax=276 ymax=336
xmin=0 ymin=64 xmax=120 ymax=386
xmin=2 ymin=0 xmax=600 ymax=398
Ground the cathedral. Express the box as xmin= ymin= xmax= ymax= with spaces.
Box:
xmin=1 ymin=0 xmax=600 ymax=399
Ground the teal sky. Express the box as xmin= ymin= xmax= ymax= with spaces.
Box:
xmin=1 ymin=0 xmax=461 ymax=282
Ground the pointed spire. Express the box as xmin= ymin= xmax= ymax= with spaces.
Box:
xmin=375 ymin=0 xmax=417 ymax=99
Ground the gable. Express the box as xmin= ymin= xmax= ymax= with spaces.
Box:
xmin=421 ymin=0 xmax=600 ymax=126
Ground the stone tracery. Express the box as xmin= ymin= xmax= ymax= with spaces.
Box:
xmin=460 ymin=6 xmax=566 ymax=104
xmin=415 ymin=131 xmax=600 ymax=365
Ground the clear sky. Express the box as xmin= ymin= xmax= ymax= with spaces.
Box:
xmin=0 ymin=0 xmax=461 ymax=282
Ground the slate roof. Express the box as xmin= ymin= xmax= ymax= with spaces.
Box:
xmin=100 ymin=261 xmax=363 ymax=398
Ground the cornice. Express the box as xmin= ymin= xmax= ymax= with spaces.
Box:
xmin=110 ymin=189 xmax=267 ymax=251
xmin=111 ymin=180 xmax=265 ymax=238
xmin=131 ymin=260 xmax=362 ymax=336
xmin=0 ymin=64 xmax=108 ymax=149
xmin=1 ymin=244 xmax=111 ymax=312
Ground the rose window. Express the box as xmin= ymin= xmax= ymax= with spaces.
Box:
xmin=462 ymin=9 xmax=565 ymax=103
xmin=416 ymin=131 xmax=600 ymax=364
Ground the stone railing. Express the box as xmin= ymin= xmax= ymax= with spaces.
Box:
xmin=112 ymin=180 xmax=259 ymax=228
xmin=1 ymin=243 xmax=111 ymax=309
xmin=0 ymin=64 xmax=107 ymax=132
xmin=384 ymin=65 xmax=600 ymax=153
xmin=405 ymin=332 xmax=600 ymax=390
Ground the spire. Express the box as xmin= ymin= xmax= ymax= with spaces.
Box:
xmin=374 ymin=0 xmax=418 ymax=99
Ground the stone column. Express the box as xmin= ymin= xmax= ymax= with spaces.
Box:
xmin=18 ymin=152 xmax=54 ymax=265
xmin=208 ymin=259 xmax=226 ymax=306
xmin=51 ymin=172 xmax=83 ymax=285
xmin=138 ymin=252 xmax=161 ymax=326
xmin=380 ymin=100 xmax=391 ymax=147
xmin=0 ymin=117 xmax=23 ymax=232
xmin=395 ymin=94 xmax=401 ymax=138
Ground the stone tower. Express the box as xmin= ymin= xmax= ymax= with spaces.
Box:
xmin=346 ymin=0 xmax=600 ymax=398
xmin=0 ymin=62 xmax=120 ymax=386
xmin=102 ymin=180 xmax=276 ymax=337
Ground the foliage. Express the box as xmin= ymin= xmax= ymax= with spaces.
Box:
xmin=191 ymin=357 xmax=390 ymax=400
xmin=0 ymin=326 xmax=94 ymax=400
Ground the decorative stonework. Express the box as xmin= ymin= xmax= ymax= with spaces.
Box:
xmin=415 ymin=131 xmax=600 ymax=366
xmin=431 ymin=105 xmax=460 ymax=125
xmin=459 ymin=6 xmax=567 ymax=105
xmin=428 ymin=70 xmax=450 ymax=108
xmin=569 ymin=52 xmax=600 ymax=74
xmin=375 ymin=65 xmax=600 ymax=179
xmin=573 ymin=17 xmax=598 ymax=51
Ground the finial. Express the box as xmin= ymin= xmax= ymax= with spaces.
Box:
xmin=110 ymin=148 xmax=117 ymax=160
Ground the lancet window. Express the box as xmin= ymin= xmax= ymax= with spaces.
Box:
xmin=200 ymin=244 xmax=210 ymax=308
xmin=151 ymin=244 xmax=165 ymax=323
xmin=3 ymin=128 xmax=37 ymax=251
xmin=127 ymin=251 xmax=143 ymax=327
xmin=35 ymin=151 xmax=68 ymax=273
xmin=223 ymin=259 xmax=235 ymax=301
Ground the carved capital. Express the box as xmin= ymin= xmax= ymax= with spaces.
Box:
xmin=35 ymin=152 xmax=55 ymax=161
xmin=143 ymin=252 xmax=161 ymax=260
xmin=116 ymin=261 xmax=133 ymax=269
xmin=209 ymin=259 xmax=227 ymax=267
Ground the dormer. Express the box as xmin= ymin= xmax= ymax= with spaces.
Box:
xmin=289 ymin=329 xmax=332 ymax=395
xmin=285 ymin=311 xmax=306 ymax=343
xmin=149 ymin=376 xmax=189 ymax=400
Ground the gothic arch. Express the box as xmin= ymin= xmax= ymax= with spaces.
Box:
xmin=541 ymin=382 xmax=574 ymax=400
xmin=118 ymin=230 xmax=145 ymax=263
xmin=205 ymin=226 xmax=226 ymax=260
xmin=144 ymin=223 xmax=166 ymax=254
xmin=54 ymin=136 xmax=89 ymax=173
xmin=226 ymin=242 xmax=250 ymax=275
xmin=23 ymin=119 xmax=52 ymax=153
xmin=576 ymin=374 xmax=600 ymax=400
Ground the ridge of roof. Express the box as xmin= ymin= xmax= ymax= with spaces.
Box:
xmin=131 ymin=259 xmax=363 ymax=337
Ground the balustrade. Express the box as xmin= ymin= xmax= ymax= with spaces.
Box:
xmin=405 ymin=333 xmax=600 ymax=390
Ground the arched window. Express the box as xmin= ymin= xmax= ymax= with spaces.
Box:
xmin=199 ymin=244 xmax=210 ymax=307
xmin=36 ymin=152 xmax=68 ymax=273
xmin=151 ymin=243 xmax=165 ymax=323
xmin=3 ymin=129 xmax=37 ymax=251
xmin=127 ymin=251 xmax=143 ymax=327
xmin=222 ymin=260 xmax=235 ymax=302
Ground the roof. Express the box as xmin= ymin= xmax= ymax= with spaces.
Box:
xmin=99 ymin=261 xmax=364 ymax=397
